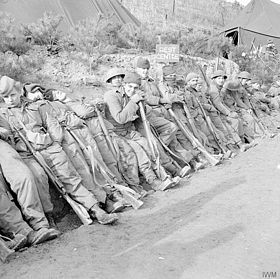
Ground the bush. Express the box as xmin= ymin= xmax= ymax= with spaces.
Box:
xmin=21 ymin=12 xmax=63 ymax=46
xmin=231 ymin=45 xmax=280 ymax=84
xmin=0 ymin=12 xmax=31 ymax=56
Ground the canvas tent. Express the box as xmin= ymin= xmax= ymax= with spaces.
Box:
xmin=223 ymin=0 xmax=280 ymax=48
xmin=0 ymin=0 xmax=141 ymax=31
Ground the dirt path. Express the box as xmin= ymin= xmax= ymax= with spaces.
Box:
xmin=1 ymin=136 xmax=280 ymax=279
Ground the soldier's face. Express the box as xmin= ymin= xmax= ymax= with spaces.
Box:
xmin=124 ymin=83 xmax=139 ymax=97
xmin=251 ymin=83 xmax=260 ymax=90
xmin=3 ymin=88 xmax=21 ymax=107
xmin=196 ymin=84 xmax=203 ymax=92
xmin=164 ymin=74 xmax=176 ymax=84
xmin=214 ymin=76 xmax=225 ymax=86
xmin=187 ymin=78 xmax=198 ymax=88
xmin=26 ymin=90 xmax=43 ymax=101
xmin=240 ymin=78 xmax=248 ymax=86
xmin=110 ymin=75 xmax=123 ymax=87
xmin=136 ymin=67 xmax=149 ymax=79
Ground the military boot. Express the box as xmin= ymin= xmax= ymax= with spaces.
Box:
xmin=89 ymin=204 xmax=118 ymax=225
xmin=6 ymin=234 xmax=27 ymax=251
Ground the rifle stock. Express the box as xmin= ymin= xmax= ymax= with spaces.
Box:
xmin=168 ymin=108 xmax=220 ymax=166
xmin=95 ymin=108 xmax=118 ymax=160
xmin=9 ymin=119 xmax=92 ymax=225
xmin=67 ymin=129 xmax=143 ymax=210
xmin=138 ymin=102 xmax=167 ymax=180
xmin=195 ymin=96 xmax=227 ymax=154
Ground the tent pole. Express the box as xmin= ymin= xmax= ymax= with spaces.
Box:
xmin=237 ymin=27 xmax=240 ymax=46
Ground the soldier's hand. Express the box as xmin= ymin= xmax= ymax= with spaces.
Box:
xmin=169 ymin=95 xmax=183 ymax=104
xmin=159 ymin=97 xmax=172 ymax=104
xmin=228 ymin=111 xmax=238 ymax=118
xmin=131 ymin=92 xmax=145 ymax=104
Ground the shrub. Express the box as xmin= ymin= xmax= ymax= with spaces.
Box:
xmin=0 ymin=12 xmax=31 ymax=56
xmin=21 ymin=12 xmax=63 ymax=47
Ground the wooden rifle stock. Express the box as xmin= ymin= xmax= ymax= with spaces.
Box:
xmin=168 ymin=108 xmax=220 ymax=166
xmin=195 ymin=96 xmax=227 ymax=154
xmin=67 ymin=129 xmax=143 ymax=210
xmin=95 ymin=108 xmax=118 ymax=160
xmin=9 ymin=118 xmax=92 ymax=225
xmin=138 ymin=102 xmax=168 ymax=180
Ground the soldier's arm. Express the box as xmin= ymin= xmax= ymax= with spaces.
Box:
xmin=233 ymin=91 xmax=248 ymax=109
xmin=37 ymin=102 xmax=64 ymax=143
xmin=0 ymin=114 xmax=12 ymax=140
xmin=208 ymin=88 xmax=231 ymax=116
xmin=141 ymin=81 xmax=162 ymax=106
xmin=67 ymin=101 xmax=97 ymax=119
xmin=104 ymin=91 xmax=139 ymax=124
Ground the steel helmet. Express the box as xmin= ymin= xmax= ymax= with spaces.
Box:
xmin=104 ymin=68 xmax=125 ymax=83
xmin=211 ymin=70 xmax=227 ymax=79
xmin=237 ymin=71 xmax=251 ymax=80
xmin=223 ymin=80 xmax=241 ymax=91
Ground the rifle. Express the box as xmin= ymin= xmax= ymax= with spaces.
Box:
xmin=8 ymin=116 xmax=92 ymax=225
xmin=168 ymin=108 xmax=220 ymax=166
xmin=182 ymin=101 xmax=202 ymax=141
xmin=196 ymin=65 xmax=228 ymax=153
xmin=0 ymin=237 xmax=14 ymax=263
xmin=66 ymin=128 xmax=143 ymax=210
xmin=138 ymin=101 xmax=169 ymax=181
xmin=95 ymin=108 xmax=118 ymax=161
xmin=248 ymin=100 xmax=269 ymax=136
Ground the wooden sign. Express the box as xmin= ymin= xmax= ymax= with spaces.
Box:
xmin=156 ymin=44 xmax=180 ymax=63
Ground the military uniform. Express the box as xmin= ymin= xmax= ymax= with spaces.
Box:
xmin=0 ymin=139 xmax=49 ymax=231
xmin=103 ymin=87 xmax=162 ymax=183
xmin=0 ymin=176 xmax=33 ymax=237
xmin=0 ymin=99 xmax=99 ymax=212
xmin=208 ymin=83 xmax=243 ymax=146
xmin=267 ymin=83 xmax=280 ymax=110
xmin=66 ymin=98 xmax=140 ymax=187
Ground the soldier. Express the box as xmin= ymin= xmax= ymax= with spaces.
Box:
xmin=0 ymin=173 xmax=57 ymax=248
xmin=135 ymin=57 xmax=202 ymax=171
xmin=23 ymin=83 xmax=128 ymax=213
xmin=157 ymin=65 xmax=209 ymax=167
xmin=248 ymin=78 xmax=280 ymax=132
xmin=0 ymin=76 xmax=118 ymax=225
xmin=208 ymin=70 xmax=244 ymax=150
xmin=184 ymin=72 xmax=226 ymax=154
xmin=0 ymin=139 xmax=60 ymax=245
xmin=0 ymin=110 xmax=56 ymax=226
xmin=267 ymin=74 xmax=280 ymax=110
xmin=236 ymin=71 xmax=264 ymax=139
xmin=104 ymin=71 xmax=180 ymax=191
xmin=195 ymin=78 xmax=233 ymax=153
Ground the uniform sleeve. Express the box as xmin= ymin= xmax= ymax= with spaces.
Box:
xmin=141 ymin=81 xmax=161 ymax=106
xmin=104 ymin=91 xmax=139 ymax=124
xmin=38 ymin=102 xmax=64 ymax=143
xmin=208 ymin=87 xmax=231 ymax=116
xmin=68 ymin=101 xmax=97 ymax=119
xmin=0 ymin=114 xmax=12 ymax=140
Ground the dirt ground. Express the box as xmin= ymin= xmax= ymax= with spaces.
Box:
xmin=1 ymin=135 xmax=280 ymax=279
